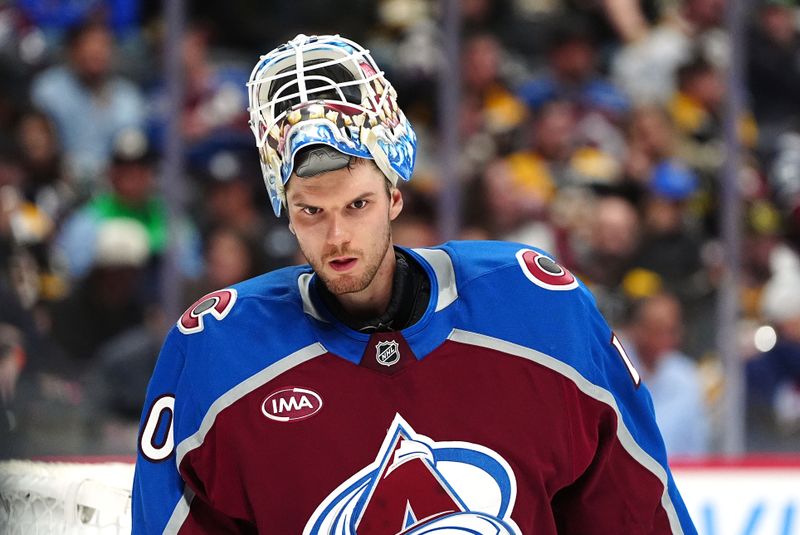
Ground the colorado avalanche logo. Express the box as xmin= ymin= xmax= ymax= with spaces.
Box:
xmin=304 ymin=414 xmax=521 ymax=534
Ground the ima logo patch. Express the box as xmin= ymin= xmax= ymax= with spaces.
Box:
xmin=178 ymin=289 xmax=237 ymax=334
xmin=375 ymin=340 xmax=400 ymax=367
xmin=304 ymin=413 xmax=521 ymax=535
xmin=515 ymin=249 xmax=578 ymax=291
xmin=262 ymin=387 xmax=323 ymax=423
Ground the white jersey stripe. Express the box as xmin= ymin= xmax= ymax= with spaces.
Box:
xmin=412 ymin=248 xmax=458 ymax=312
xmin=298 ymin=273 xmax=327 ymax=322
xmin=163 ymin=487 xmax=195 ymax=535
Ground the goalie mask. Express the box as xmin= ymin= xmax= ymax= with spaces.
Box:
xmin=247 ymin=34 xmax=417 ymax=216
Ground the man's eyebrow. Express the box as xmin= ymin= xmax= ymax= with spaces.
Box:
xmin=289 ymin=190 xmax=377 ymax=207
xmin=349 ymin=191 xmax=376 ymax=201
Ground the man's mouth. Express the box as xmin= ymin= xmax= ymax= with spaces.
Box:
xmin=328 ymin=257 xmax=358 ymax=272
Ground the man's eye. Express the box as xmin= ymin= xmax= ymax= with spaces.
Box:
xmin=351 ymin=200 xmax=367 ymax=209
xmin=302 ymin=207 xmax=320 ymax=215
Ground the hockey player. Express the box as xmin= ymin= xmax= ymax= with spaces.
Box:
xmin=132 ymin=34 xmax=698 ymax=534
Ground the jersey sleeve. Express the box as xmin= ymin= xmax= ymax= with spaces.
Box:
xmin=132 ymin=327 xmax=190 ymax=534
xmin=131 ymin=328 xmax=249 ymax=534
xmin=441 ymin=241 xmax=698 ymax=534
xmin=552 ymin=284 xmax=698 ymax=535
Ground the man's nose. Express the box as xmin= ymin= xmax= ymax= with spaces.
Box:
xmin=326 ymin=213 xmax=351 ymax=247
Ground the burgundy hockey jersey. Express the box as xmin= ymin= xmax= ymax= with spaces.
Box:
xmin=132 ymin=241 xmax=698 ymax=534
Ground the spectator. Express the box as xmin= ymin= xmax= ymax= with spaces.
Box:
xmin=631 ymin=160 xmax=718 ymax=356
xmin=767 ymin=126 xmax=800 ymax=251
xmin=516 ymin=21 xmax=630 ymax=186
xmin=48 ymin=218 xmax=150 ymax=370
xmin=391 ymin=214 xmax=440 ymax=248
xmin=493 ymin=99 xmax=575 ymax=205
xmin=146 ymin=23 xmax=250 ymax=167
xmin=479 ymin=100 xmax=601 ymax=250
xmin=624 ymin=105 xmax=677 ymax=185
xmin=0 ymin=279 xmax=58 ymax=406
xmin=15 ymin=108 xmax=74 ymax=221
xmin=667 ymin=56 xmax=758 ymax=185
xmin=16 ymin=0 xmax=143 ymax=40
xmin=461 ymin=33 xmax=528 ymax=143
xmin=30 ymin=20 xmax=145 ymax=193
xmin=612 ymin=0 xmax=728 ymax=103
xmin=456 ymin=32 xmax=529 ymax=181
xmin=573 ymin=194 xmax=640 ymax=324
xmin=461 ymin=0 xmax=514 ymax=38
xmin=461 ymin=96 xmax=578 ymax=243
xmin=740 ymin=200 xmax=784 ymax=318
xmin=56 ymin=129 xmax=201 ymax=283
xmin=199 ymin=150 xmax=296 ymax=271
xmin=0 ymin=148 xmax=62 ymax=308
xmin=186 ymin=226 xmax=267 ymax=303
xmin=90 ymin=321 xmax=162 ymax=426
xmin=746 ymin=0 xmax=800 ymax=148
xmin=0 ymin=71 xmax=23 ymax=147
xmin=624 ymin=292 xmax=710 ymax=456
xmin=577 ymin=194 xmax=640 ymax=288
xmin=631 ymin=160 xmax=705 ymax=298
xmin=747 ymin=266 xmax=800 ymax=447
xmin=517 ymin=19 xmax=630 ymax=122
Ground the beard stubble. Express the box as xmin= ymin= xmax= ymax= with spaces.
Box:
xmin=301 ymin=222 xmax=392 ymax=296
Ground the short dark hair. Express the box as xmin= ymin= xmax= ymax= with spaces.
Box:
xmin=65 ymin=20 xmax=112 ymax=49
xmin=547 ymin=16 xmax=595 ymax=51
xmin=676 ymin=55 xmax=714 ymax=89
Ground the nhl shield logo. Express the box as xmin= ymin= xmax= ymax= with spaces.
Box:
xmin=375 ymin=340 xmax=400 ymax=366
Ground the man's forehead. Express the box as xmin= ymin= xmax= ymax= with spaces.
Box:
xmin=286 ymin=165 xmax=387 ymax=201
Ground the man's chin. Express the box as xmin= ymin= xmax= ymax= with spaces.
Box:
xmin=323 ymin=274 xmax=369 ymax=295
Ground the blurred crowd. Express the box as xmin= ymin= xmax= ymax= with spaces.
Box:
xmin=0 ymin=0 xmax=799 ymax=458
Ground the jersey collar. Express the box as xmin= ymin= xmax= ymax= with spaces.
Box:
xmin=296 ymin=245 xmax=460 ymax=364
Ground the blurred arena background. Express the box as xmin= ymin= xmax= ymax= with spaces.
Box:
xmin=0 ymin=0 xmax=798 ymax=533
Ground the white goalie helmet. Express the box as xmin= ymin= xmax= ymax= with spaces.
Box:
xmin=247 ymin=34 xmax=417 ymax=216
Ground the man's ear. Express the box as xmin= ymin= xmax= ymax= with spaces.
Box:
xmin=288 ymin=221 xmax=296 ymax=235
xmin=389 ymin=188 xmax=403 ymax=221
